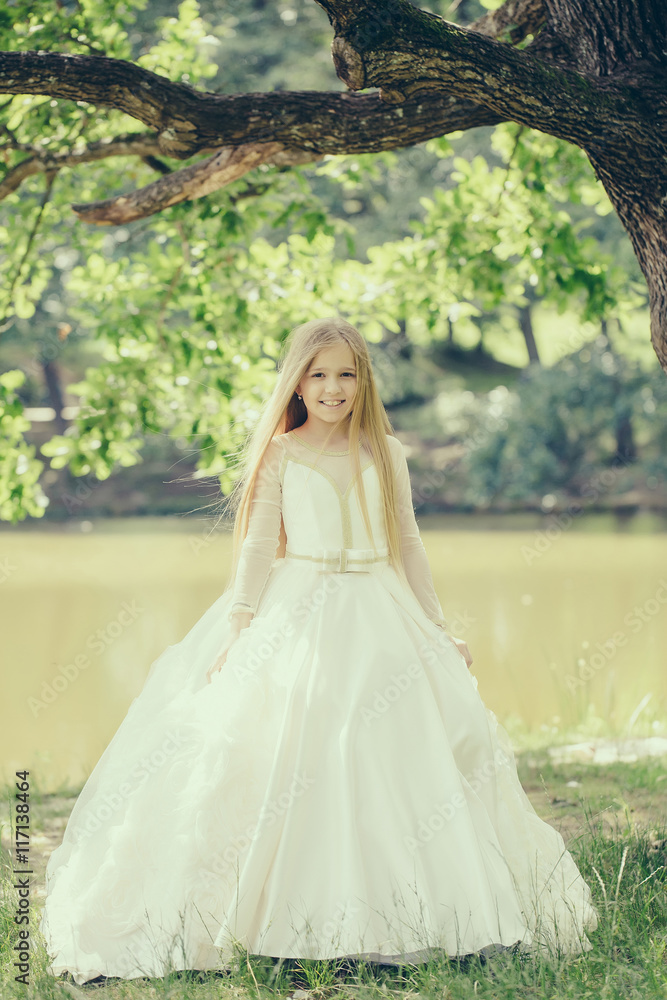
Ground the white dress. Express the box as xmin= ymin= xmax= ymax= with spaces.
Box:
xmin=40 ymin=430 xmax=599 ymax=984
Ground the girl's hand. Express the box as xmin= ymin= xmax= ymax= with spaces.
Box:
xmin=206 ymin=642 xmax=234 ymax=683
xmin=206 ymin=636 xmax=231 ymax=684
xmin=206 ymin=611 xmax=254 ymax=684
xmin=434 ymin=625 xmax=473 ymax=669
xmin=449 ymin=635 xmax=473 ymax=669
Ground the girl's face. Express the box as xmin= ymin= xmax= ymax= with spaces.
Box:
xmin=295 ymin=341 xmax=358 ymax=428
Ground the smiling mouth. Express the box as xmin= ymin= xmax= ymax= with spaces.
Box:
xmin=320 ymin=400 xmax=345 ymax=406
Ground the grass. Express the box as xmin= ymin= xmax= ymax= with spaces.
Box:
xmin=1 ymin=754 xmax=666 ymax=1000
xmin=515 ymin=750 xmax=667 ymax=841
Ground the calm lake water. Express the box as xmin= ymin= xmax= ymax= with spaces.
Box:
xmin=2 ymin=513 xmax=666 ymax=791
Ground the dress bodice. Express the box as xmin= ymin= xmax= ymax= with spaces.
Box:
xmin=226 ymin=429 xmax=447 ymax=629
xmin=279 ymin=431 xmax=385 ymax=552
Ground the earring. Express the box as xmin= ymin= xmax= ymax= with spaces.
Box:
xmin=297 ymin=394 xmax=302 ymax=400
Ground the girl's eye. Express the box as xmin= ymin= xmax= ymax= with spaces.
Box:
xmin=311 ymin=372 xmax=356 ymax=377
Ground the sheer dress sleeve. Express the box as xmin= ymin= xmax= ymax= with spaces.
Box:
xmin=387 ymin=434 xmax=449 ymax=631
xmin=228 ymin=437 xmax=283 ymax=621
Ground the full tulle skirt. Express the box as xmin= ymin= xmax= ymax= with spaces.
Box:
xmin=40 ymin=558 xmax=598 ymax=983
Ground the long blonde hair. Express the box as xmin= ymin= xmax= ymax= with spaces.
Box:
xmin=218 ymin=316 xmax=411 ymax=600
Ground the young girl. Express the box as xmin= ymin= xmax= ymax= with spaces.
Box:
xmin=40 ymin=316 xmax=598 ymax=985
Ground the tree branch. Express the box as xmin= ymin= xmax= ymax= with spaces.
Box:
xmin=68 ymin=97 xmax=500 ymax=222
xmin=0 ymin=52 xmax=505 ymax=158
xmin=0 ymin=52 xmax=501 ymax=223
xmin=0 ymin=133 xmax=166 ymax=201
xmin=0 ymin=0 xmax=539 ymax=220
xmin=317 ymin=0 xmax=641 ymax=146
xmin=71 ymin=142 xmax=317 ymax=224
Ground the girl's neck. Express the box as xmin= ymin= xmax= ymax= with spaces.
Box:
xmin=292 ymin=421 xmax=353 ymax=450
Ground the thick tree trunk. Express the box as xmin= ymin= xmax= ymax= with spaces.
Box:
xmin=591 ymin=156 xmax=667 ymax=371
xmin=534 ymin=0 xmax=667 ymax=369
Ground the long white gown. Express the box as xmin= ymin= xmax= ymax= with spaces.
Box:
xmin=40 ymin=429 xmax=599 ymax=984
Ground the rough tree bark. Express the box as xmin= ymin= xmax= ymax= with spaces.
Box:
xmin=1 ymin=0 xmax=666 ymax=367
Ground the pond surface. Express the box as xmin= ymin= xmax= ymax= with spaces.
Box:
xmin=1 ymin=513 xmax=666 ymax=791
